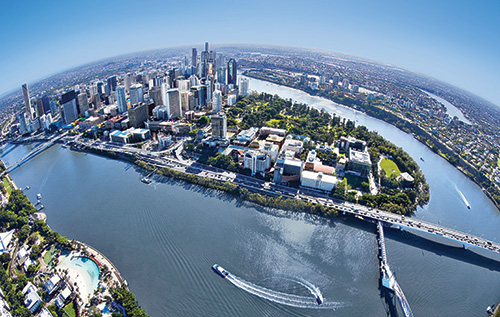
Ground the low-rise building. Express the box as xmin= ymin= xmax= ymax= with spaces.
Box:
xmin=158 ymin=134 xmax=172 ymax=149
xmin=55 ymin=286 xmax=72 ymax=309
xmin=44 ymin=274 xmax=61 ymax=295
xmin=348 ymin=148 xmax=372 ymax=177
xmin=282 ymin=138 xmax=303 ymax=156
xmin=301 ymin=171 xmax=338 ymax=192
xmin=244 ymin=150 xmax=271 ymax=176
xmin=109 ymin=130 xmax=133 ymax=144
xmin=261 ymin=142 xmax=280 ymax=162
xmin=339 ymin=136 xmax=366 ymax=153
xmin=234 ymin=127 xmax=259 ymax=145
xmin=80 ymin=116 xmax=103 ymax=129
xmin=265 ymin=134 xmax=285 ymax=148
xmin=260 ymin=127 xmax=287 ymax=137
xmin=22 ymin=282 xmax=42 ymax=313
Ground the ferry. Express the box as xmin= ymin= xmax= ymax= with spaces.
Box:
xmin=36 ymin=193 xmax=42 ymax=200
xmin=212 ymin=264 xmax=229 ymax=278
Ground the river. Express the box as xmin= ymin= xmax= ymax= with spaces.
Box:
xmin=1 ymin=77 xmax=499 ymax=316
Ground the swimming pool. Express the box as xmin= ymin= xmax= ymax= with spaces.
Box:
xmin=58 ymin=255 xmax=100 ymax=301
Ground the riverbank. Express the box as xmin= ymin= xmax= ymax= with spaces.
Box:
xmin=242 ymin=72 xmax=500 ymax=211
xmin=0 ymin=163 xmax=143 ymax=316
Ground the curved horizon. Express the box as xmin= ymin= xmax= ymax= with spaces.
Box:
xmin=0 ymin=0 xmax=498 ymax=106
xmin=1 ymin=43 xmax=498 ymax=110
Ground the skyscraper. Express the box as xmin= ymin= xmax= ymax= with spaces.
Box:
xmin=61 ymin=90 xmax=79 ymax=124
xmin=192 ymin=48 xmax=197 ymax=66
xmin=167 ymin=89 xmax=182 ymax=119
xmin=212 ymin=89 xmax=222 ymax=113
xmin=41 ymin=96 xmax=50 ymax=114
xmin=35 ymin=99 xmax=44 ymax=118
xmin=129 ymin=84 xmax=143 ymax=106
xmin=128 ymin=102 xmax=149 ymax=128
xmin=22 ymin=83 xmax=33 ymax=121
xmin=77 ymin=92 xmax=89 ymax=116
xmin=107 ymin=75 xmax=117 ymax=92
xmin=116 ymin=86 xmax=127 ymax=113
xmin=239 ymin=78 xmax=249 ymax=98
xmin=211 ymin=113 xmax=227 ymax=139
xmin=227 ymin=59 xmax=237 ymax=86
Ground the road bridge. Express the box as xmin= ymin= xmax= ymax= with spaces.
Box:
xmin=1 ymin=132 xmax=67 ymax=177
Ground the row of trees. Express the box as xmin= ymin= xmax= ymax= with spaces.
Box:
xmin=136 ymin=160 xmax=338 ymax=218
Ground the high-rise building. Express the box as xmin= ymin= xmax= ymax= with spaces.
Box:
xmin=342 ymin=78 xmax=350 ymax=91
xmin=239 ymin=78 xmax=249 ymax=98
xmin=149 ymin=86 xmax=162 ymax=106
xmin=107 ymin=75 xmax=117 ymax=92
xmin=180 ymin=91 xmax=191 ymax=112
xmin=35 ymin=99 xmax=44 ymax=118
xmin=116 ymin=86 xmax=127 ymax=113
xmin=16 ymin=113 xmax=28 ymax=134
xmin=41 ymin=96 xmax=50 ymax=114
xmin=333 ymin=72 xmax=340 ymax=86
xmin=192 ymin=48 xmax=197 ymax=66
xmin=77 ymin=92 xmax=89 ymax=116
xmin=125 ymin=73 xmax=133 ymax=93
xmin=167 ymin=89 xmax=182 ymax=119
xmin=128 ymin=102 xmax=150 ymax=128
xmin=201 ymin=42 xmax=216 ymax=77
xmin=22 ymin=84 xmax=33 ymax=121
xmin=129 ymin=84 xmax=143 ymax=106
xmin=61 ymin=91 xmax=79 ymax=124
xmin=96 ymin=81 xmax=104 ymax=95
xmin=211 ymin=113 xmax=227 ymax=139
xmin=217 ymin=66 xmax=227 ymax=85
xmin=227 ymin=58 xmax=237 ymax=86
xmin=212 ymin=90 xmax=222 ymax=113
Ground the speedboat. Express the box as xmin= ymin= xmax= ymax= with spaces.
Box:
xmin=212 ymin=264 xmax=229 ymax=278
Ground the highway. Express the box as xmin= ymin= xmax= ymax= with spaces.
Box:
xmin=71 ymin=138 xmax=500 ymax=256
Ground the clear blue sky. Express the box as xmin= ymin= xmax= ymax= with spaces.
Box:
xmin=1 ymin=0 xmax=499 ymax=106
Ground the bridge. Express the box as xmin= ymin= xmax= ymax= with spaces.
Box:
xmin=1 ymin=132 xmax=68 ymax=177
xmin=331 ymin=200 xmax=500 ymax=256
xmin=377 ymin=221 xmax=413 ymax=317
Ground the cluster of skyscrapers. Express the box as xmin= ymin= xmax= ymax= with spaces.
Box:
xmin=14 ymin=42 xmax=250 ymax=137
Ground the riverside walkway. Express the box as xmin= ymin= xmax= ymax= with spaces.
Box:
xmin=377 ymin=221 xmax=413 ymax=317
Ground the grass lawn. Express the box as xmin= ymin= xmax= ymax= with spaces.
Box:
xmin=380 ymin=158 xmax=401 ymax=177
xmin=345 ymin=174 xmax=367 ymax=189
xmin=2 ymin=177 xmax=12 ymax=195
xmin=63 ymin=302 xmax=76 ymax=317
xmin=43 ymin=246 xmax=57 ymax=265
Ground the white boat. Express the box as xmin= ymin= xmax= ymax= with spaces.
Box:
xmin=37 ymin=193 xmax=41 ymax=200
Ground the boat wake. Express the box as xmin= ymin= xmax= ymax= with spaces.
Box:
xmin=225 ymin=273 xmax=345 ymax=309
xmin=455 ymin=185 xmax=471 ymax=209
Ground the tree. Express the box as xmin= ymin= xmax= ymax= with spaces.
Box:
xmin=0 ymin=253 xmax=10 ymax=265
xmin=196 ymin=116 xmax=209 ymax=126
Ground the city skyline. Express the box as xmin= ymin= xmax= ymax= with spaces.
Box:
xmin=0 ymin=0 xmax=499 ymax=107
